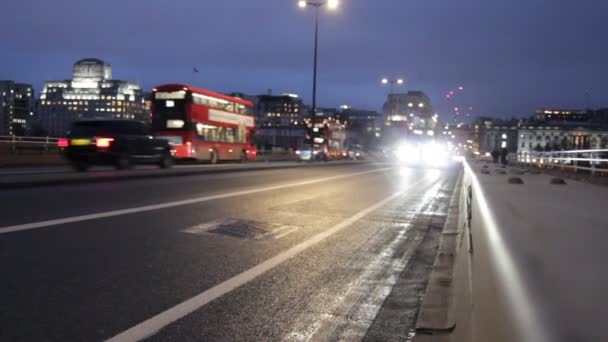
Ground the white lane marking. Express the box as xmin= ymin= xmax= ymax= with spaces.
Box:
xmin=271 ymin=225 xmax=299 ymax=234
xmin=181 ymin=219 xmax=237 ymax=235
xmin=273 ymin=227 xmax=299 ymax=240
xmin=0 ymin=168 xmax=392 ymax=235
xmin=105 ymin=186 xmax=420 ymax=342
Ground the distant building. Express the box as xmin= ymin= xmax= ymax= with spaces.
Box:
xmin=143 ymin=92 xmax=153 ymax=122
xmin=253 ymin=93 xmax=306 ymax=149
xmin=0 ymin=81 xmax=35 ymax=136
xmin=383 ymin=91 xmax=433 ymax=124
xmin=255 ymin=93 xmax=304 ymax=127
xmin=38 ymin=58 xmax=146 ymax=136
xmin=534 ymin=108 xmax=587 ymax=122
xmin=517 ymin=124 xmax=608 ymax=162
xmin=477 ymin=118 xmax=521 ymax=154
xmin=442 ymin=122 xmax=482 ymax=155
xmin=475 ymin=112 xmax=608 ymax=162
xmin=380 ymin=91 xmax=436 ymax=143
xmin=337 ymin=106 xmax=380 ymax=147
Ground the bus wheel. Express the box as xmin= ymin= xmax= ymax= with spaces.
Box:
xmin=210 ymin=150 xmax=218 ymax=164
xmin=240 ymin=151 xmax=247 ymax=163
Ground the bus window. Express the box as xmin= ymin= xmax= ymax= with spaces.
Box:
xmin=225 ymin=103 xmax=235 ymax=113
xmin=225 ymin=128 xmax=235 ymax=143
xmin=196 ymin=123 xmax=219 ymax=141
xmin=237 ymin=124 xmax=246 ymax=143
xmin=192 ymin=94 xmax=209 ymax=106
xmin=237 ymin=105 xmax=250 ymax=114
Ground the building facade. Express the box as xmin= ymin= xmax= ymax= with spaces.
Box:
xmin=253 ymin=93 xmax=306 ymax=149
xmin=382 ymin=91 xmax=434 ymax=128
xmin=380 ymin=91 xmax=436 ymax=144
xmin=38 ymin=58 xmax=146 ymax=137
xmin=0 ymin=81 xmax=35 ymax=136
xmin=475 ymin=112 xmax=608 ymax=162
xmin=338 ymin=106 xmax=380 ymax=147
xmin=534 ymin=108 xmax=587 ymax=122
xmin=478 ymin=118 xmax=521 ymax=154
xmin=255 ymin=93 xmax=304 ymax=128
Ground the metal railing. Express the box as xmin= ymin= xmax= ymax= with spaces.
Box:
xmin=517 ymin=148 xmax=608 ymax=175
xmin=0 ymin=136 xmax=59 ymax=154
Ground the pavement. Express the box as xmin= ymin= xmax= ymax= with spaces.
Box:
xmin=0 ymin=163 xmax=460 ymax=341
xmin=466 ymin=162 xmax=608 ymax=342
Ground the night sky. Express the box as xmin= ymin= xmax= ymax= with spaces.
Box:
xmin=1 ymin=0 xmax=607 ymax=121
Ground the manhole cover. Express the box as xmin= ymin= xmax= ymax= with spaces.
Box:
xmin=208 ymin=219 xmax=272 ymax=240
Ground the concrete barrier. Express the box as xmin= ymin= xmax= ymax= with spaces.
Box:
xmin=0 ymin=145 xmax=64 ymax=167
xmin=415 ymin=160 xmax=608 ymax=342
xmin=0 ymin=147 xmax=299 ymax=167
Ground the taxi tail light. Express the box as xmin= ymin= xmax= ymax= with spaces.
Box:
xmin=95 ymin=137 xmax=114 ymax=149
xmin=57 ymin=138 xmax=69 ymax=148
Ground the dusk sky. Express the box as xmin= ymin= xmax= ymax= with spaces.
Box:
xmin=1 ymin=0 xmax=607 ymax=121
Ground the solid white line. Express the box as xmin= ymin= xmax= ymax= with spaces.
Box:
xmin=0 ymin=168 xmax=392 ymax=235
xmin=105 ymin=186 xmax=415 ymax=342
xmin=273 ymin=227 xmax=299 ymax=240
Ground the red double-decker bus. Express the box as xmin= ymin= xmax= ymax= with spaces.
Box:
xmin=151 ymin=84 xmax=257 ymax=163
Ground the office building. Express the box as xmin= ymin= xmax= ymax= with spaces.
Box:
xmin=254 ymin=93 xmax=306 ymax=148
xmin=0 ymin=81 xmax=35 ymax=136
xmin=38 ymin=58 xmax=146 ymax=136
xmin=534 ymin=108 xmax=587 ymax=122
xmin=337 ymin=106 xmax=380 ymax=147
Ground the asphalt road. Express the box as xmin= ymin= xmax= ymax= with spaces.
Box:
xmin=0 ymin=163 xmax=460 ymax=341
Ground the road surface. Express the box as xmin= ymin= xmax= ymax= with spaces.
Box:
xmin=0 ymin=163 xmax=459 ymax=341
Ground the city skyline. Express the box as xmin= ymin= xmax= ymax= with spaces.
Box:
xmin=1 ymin=0 xmax=607 ymax=120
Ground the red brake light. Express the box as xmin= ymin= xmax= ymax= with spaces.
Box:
xmin=95 ymin=137 xmax=114 ymax=149
xmin=57 ymin=138 xmax=69 ymax=148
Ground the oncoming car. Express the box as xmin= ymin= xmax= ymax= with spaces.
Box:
xmin=295 ymin=145 xmax=328 ymax=161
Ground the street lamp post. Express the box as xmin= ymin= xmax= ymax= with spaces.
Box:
xmin=299 ymin=0 xmax=339 ymax=160
xmin=381 ymin=77 xmax=404 ymax=94
xmin=381 ymin=77 xmax=405 ymax=121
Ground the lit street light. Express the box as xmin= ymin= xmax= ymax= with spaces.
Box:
xmin=381 ymin=77 xmax=404 ymax=94
xmin=298 ymin=0 xmax=339 ymax=160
